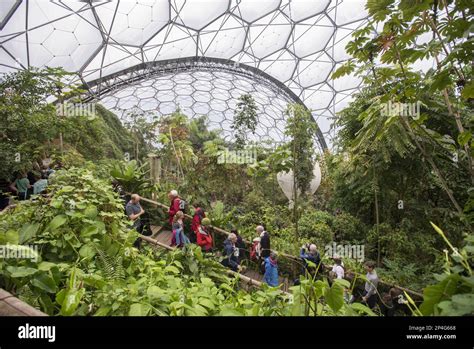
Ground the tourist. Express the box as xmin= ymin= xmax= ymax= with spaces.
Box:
xmin=10 ymin=172 xmax=31 ymax=201
xmin=191 ymin=202 xmax=205 ymax=243
xmin=331 ymin=255 xmax=345 ymax=279
xmin=126 ymin=194 xmax=145 ymax=231
xmin=362 ymin=260 xmax=379 ymax=309
xmin=171 ymin=211 xmax=189 ymax=248
xmin=196 ymin=217 xmax=213 ymax=252
xmin=263 ymin=252 xmax=279 ymax=287
xmin=32 ymin=173 xmax=48 ymax=195
xmin=231 ymin=229 xmax=246 ymax=262
xmin=257 ymin=225 xmax=271 ymax=258
xmin=250 ymin=237 xmax=261 ymax=262
xmin=126 ymin=194 xmax=145 ymax=248
xmin=221 ymin=233 xmax=241 ymax=272
xmin=42 ymin=164 xmax=55 ymax=178
xmin=300 ymin=243 xmax=322 ymax=276
xmin=167 ymin=190 xmax=182 ymax=226
xmin=256 ymin=225 xmax=270 ymax=273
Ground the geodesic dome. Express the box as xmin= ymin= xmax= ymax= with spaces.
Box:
xmin=0 ymin=0 xmax=370 ymax=149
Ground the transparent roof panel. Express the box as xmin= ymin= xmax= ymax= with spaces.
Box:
xmin=0 ymin=0 xmax=373 ymax=148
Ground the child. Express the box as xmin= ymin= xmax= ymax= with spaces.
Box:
xmin=196 ymin=217 xmax=213 ymax=252
xmin=190 ymin=203 xmax=205 ymax=243
xmin=263 ymin=252 xmax=279 ymax=287
xmin=170 ymin=211 xmax=189 ymax=248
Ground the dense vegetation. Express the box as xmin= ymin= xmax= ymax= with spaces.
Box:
xmin=0 ymin=167 xmax=377 ymax=316
xmin=0 ymin=0 xmax=473 ymax=316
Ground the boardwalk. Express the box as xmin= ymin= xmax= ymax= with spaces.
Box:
xmin=149 ymin=225 xmax=291 ymax=292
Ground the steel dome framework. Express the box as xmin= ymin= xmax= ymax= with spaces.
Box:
xmin=0 ymin=0 xmax=370 ymax=148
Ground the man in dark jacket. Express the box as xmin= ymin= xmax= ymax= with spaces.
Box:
xmin=257 ymin=225 xmax=270 ymax=258
xmin=256 ymin=225 xmax=270 ymax=273
xmin=221 ymin=233 xmax=241 ymax=272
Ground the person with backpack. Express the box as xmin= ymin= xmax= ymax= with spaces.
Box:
xmin=231 ymin=229 xmax=246 ymax=262
xmin=263 ymin=252 xmax=279 ymax=287
xmin=250 ymin=237 xmax=261 ymax=262
xmin=196 ymin=217 xmax=213 ymax=252
xmin=257 ymin=225 xmax=271 ymax=258
xmin=168 ymin=190 xmax=186 ymax=226
xmin=170 ymin=211 xmax=190 ymax=248
xmin=221 ymin=233 xmax=241 ymax=272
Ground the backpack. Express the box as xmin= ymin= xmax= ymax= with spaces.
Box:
xmin=178 ymin=198 xmax=188 ymax=213
xmin=250 ymin=242 xmax=260 ymax=261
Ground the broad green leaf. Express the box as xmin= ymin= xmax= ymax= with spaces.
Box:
xmin=31 ymin=272 xmax=57 ymax=293
xmin=146 ymin=286 xmax=164 ymax=299
xmin=129 ymin=303 xmax=150 ymax=316
xmin=350 ymin=302 xmax=377 ymax=316
xmin=325 ymin=281 xmax=344 ymax=313
xmin=79 ymin=244 xmax=96 ymax=259
xmin=84 ymin=206 xmax=98 ymax=219
xmin=164 ymin=265 xmax=180 ymax=274
xmin=80 ymin=225 xmax=99 ymax=238
xmin=60 ymin=288 xmax=85 ymax=316
xmin=94 ymin=307 xmax=111 ymax=316
xmin=199 ymin=298 xmax=215 ymax=310
xmin=333 ymin=278 xmax=351 ymax=289
xmin=19 ymin=223 xmax=40 ymax=244
xmin=6 ymin=266 xmax=37 ymax=278
xmin=38 ymin=261 xmax=57 ymax=271
xmin=438 ymin=294 xmax=474 ymax=316
xmin=48 ymin=215 xmax=67 ymax=230
xmin=420 ymin=273 xmax=461 ymax=315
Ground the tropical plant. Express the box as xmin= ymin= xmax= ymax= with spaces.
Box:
xmin=232 ymin=93 xmax=258 ymax=148
xmin=109 ymin=160 xmax=152 ymax=194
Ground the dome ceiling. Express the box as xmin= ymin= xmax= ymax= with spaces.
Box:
xmin=0 ymin=0 xmax=369 ymax=147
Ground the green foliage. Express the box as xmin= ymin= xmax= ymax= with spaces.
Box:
xmin=284 ymin=103 xmax=318 ymax=196
xmin=207 ymin=200 xmax=235 ymax=230
xmin=417 ymin=224 xmax=473 ymax=316
xmin=1 ymin=167 xmax=371 ymax=316
xmin=298 ymin=210 xmax=333 ymax=245
xmin=109 ymin=160 xmax=153 ymax=194
xmin=0 ymin=67 xmax=66 ymax=178
xmin=232 ymin=93 xmax=258 ymax=147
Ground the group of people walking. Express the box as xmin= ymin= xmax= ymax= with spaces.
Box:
xmin=125 ymin=189 xmax=382 ymax=310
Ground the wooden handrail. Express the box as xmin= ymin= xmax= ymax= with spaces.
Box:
xmin=138 ymin=234 xmax=287 ymax=293
xmin=0 ymin=289 xmax=47 ymax=316
xmin=137 ymin=195 xmax=424 ymax=299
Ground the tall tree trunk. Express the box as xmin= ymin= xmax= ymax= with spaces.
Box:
xmin=373 ymin=164 xmax=381 ymax=267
